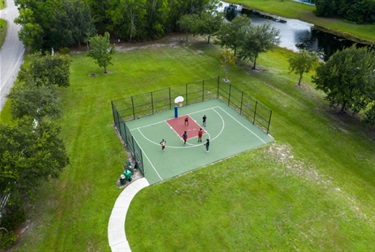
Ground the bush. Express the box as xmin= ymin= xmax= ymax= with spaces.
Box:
xmin=0 ymin=196 xmax=26 ymax=231
xmin=0 ymin=230 xmax=18 ymax=249
xmin=60 ymin=47 xmax=71 ymax=55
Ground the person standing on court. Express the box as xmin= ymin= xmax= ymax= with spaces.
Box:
xmin=204 ymin=139 xmax=210 ymax=152
xmin=185 ymin=116 xmax=189 ymax=126
xmin=202 ymin=115 xmax=207 ymax=127
xmin=160 ymin=139 xmax=166 ymax=150
xmin=198 ymin=128 xmax=203 ymax=142
xmin=182 ymin=131 xmax=188 ymax=145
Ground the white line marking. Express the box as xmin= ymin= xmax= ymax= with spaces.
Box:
xmin=135 ymin=129 xmax=163 ymax=181
xmin=216 ymin=106 xmax=267 ymax=144
xmin=211 ymin=108 xmax=225 ymax=141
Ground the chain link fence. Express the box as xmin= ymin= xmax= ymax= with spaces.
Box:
xmin=111 ymin=76 xmax=272 ymax=176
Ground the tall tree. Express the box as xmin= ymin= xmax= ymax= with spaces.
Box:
xmin=144 ymin=0 xmax=170 ymax=39
xmin=289 ymin=49 xmax=319 ymax=85
xmin=238 ymin=23 xmax=280 ymax=69
xmin=63 ymin=0 xmax=96 ymax=48
xmin=195 ymin=11 xmax=224 ymax=44
xmin=313 ymin=46 xmax=375 ymax=114
xmin=217 ymin=14 xmax=251 ymax=56
xmin=88 ymin=32 xmax=115 ymax=73
xmin=7 ymin=80 xmax=61 ymax=120
xmin=0 ymin=117 xmax=69 ymax=197
xmin=15 ymin=0 xmax=96 ymax=50
xmin=178 ymin=14 xmax=198 ymax=41
xmin=15 ymin=6 xmax=45 ymax=51
xmin=109 ymin=0 xmax=147 ymax=41
xmin=18 ymin=53 xmax=71 ymax=88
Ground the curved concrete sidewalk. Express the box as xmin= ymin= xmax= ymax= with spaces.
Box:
xmin=108 ymin=178 xmax=150 ymax=251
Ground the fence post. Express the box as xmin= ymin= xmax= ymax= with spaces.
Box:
xmin=151 ymin=92 xmax=154 ymax=114
xmin=131 ymin=136 xmax=136 ymax=157
xmin=111 ymin=101 xmax=117 ymax=126
xmin=267 ymin=110 xmax=272 ymax=134
xmin=169 ymin=87 xmax=171 ymax=110
xmin=202 ymin=79 xmax=205 ymax=102
xmin=186 ymin=83 xmax=188 ymax=105
xmin=140 ymin=150 xmax=144 ymax=175
xmin=253 ymin=101 xmax=258 ymax=124
xmin=240 ymin=92 xmax=244 ymax=115
xmin=131 ymin=96 xmax=135 ymax=120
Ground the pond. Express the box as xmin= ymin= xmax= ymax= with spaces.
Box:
xmin=220 ymin=2 xmax=362 ymax=60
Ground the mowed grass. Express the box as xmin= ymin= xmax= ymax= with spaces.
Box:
xmin=0 ymin=19 xmax=7 ymax=49
xmin=227 ymin=0 xmax=375 ymax=43
xmin=2 ymin=36 xmax=374 ymax=251
xmin=0 ymin=0 xmax=6 ymax=49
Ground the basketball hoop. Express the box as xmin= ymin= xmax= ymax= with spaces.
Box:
xmin=174 ymin=96 xmax=184 ymax=107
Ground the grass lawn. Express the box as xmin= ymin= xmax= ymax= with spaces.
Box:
xmin=0 ymin=19 xmax=6 ymax=49
xmin=0 ymin=0 xmax=6 ymax=49
xmin=2 ymin=36 xmax=374 ymax=251
xmin=227 ymin=0 xmax=375 ymax=43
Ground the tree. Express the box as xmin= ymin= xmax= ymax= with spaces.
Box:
xmin=0 ymin=117 xmax=69 ymax=197
xmin=220 ymin=50 xmax=236 ymax=82
xmin=18 ymin=53 xmax=72 ymax=88
xmin=178 ymin=14 xmax=198 ymax=41
xmin=217 ymin=14 xmax=251 ymax=56
xmin=109 ymin=0 xmax=147 ymax=41
xmin=144 ymin=0 xmax=171 ymax=39
xmin=15 ymin=7 xmax=45 ymax=51
xmin=88 ymin=32 xmax=115 ymax=74
xmin=238 ymin=23 xmax=280 ymax=69
xmin=313 ymin=46 xmax=375 ymax=114
xmin=289 ymin=49 xmax=319 ymax=85
xmin=64 ymin=0 xmax=96 ymax=48
xmin=195 ymin=11 xmax=224 ymax=44
xmin=15 ymin=0 xmax=96 ymax=51
xmin=7 ymin=80 xmax=61 ymax=120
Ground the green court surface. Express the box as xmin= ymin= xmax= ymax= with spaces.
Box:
xmin=126 ymin=99 xmax=274 ymax=184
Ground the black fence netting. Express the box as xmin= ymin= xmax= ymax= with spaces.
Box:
xmin=111 ymin=76 xmax=272 ymax=176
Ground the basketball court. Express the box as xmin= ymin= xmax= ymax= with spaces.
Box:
xmin=125 ymin=99 xmax=274 ymax=185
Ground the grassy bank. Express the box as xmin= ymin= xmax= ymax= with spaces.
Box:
xmin=0 ymin=0 xmax=6 ymax=49
xmin=2 ymin=36 xmax=374 ymax=251
xmin=227 ymin=0 xmax=375 ymax=43
xmin=0 ymin=19 xmax=6 ymax=49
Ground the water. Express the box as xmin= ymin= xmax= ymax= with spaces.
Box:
xmin=220 ymin=2 xmax=360 ymax=60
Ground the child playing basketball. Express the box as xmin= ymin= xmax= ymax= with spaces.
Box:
xmin=160 ymin=139 xmax=166 ymax=150
xmin=182 ymin=131 xmax=188 ymax=145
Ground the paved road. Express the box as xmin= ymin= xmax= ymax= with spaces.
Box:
xmin=0 ymin=0 xmax=24 ymax=112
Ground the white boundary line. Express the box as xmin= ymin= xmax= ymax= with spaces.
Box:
xmin=215 ymin=106 xmax=267 ymax=144
xmin=134 ymin=107 xmax=231 ymax=149
xmin=135 ymin=129 xmax=163 ymax=181
xmin=211 ymin=108 xmax=225 ymax=141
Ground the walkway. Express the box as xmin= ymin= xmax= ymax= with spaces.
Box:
xmin=108 ymin=178 xmax=150 ymax=251
xmin=0 ymin=0 xmax=24 ymax=111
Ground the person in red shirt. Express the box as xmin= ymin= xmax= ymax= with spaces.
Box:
xmin=184 ymin=116 xmax=189 ymax=126
xmin=197 ymin=128 xmax=203 ymax=142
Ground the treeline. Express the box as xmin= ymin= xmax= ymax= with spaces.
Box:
xmin=0 ymin=53 xmax=71 ymax=248
xmin=15 ymin=0 xmax=217 ymax=51
xmin=314 ymin=0 xmax=375 ymax=24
